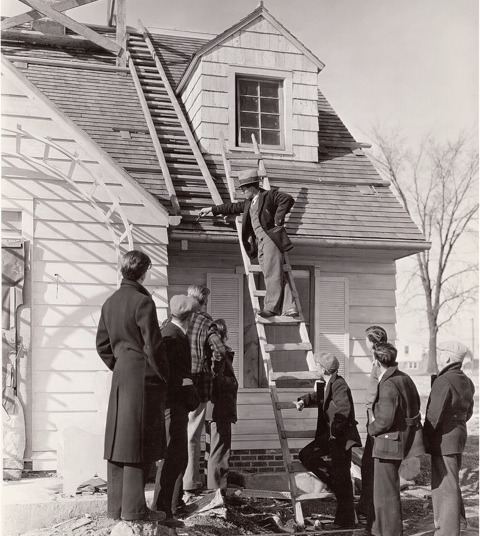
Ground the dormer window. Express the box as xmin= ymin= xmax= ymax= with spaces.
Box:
xmin=236 ymin=76 xmax=284 ymax=149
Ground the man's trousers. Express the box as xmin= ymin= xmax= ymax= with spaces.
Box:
xmin=372 ymin=458 xmax=402 ymax=536
xmin=183 ymin=401 xmax=208 ymax=491
xmin=431 ymin=453 xmax=464 ymax=536
xmin=205 ymin=420 xmax=232 ymax=490
xmin=155 ymin=402 xmax=189 ymax=516
xmin=257 ymin=233 xmax=295 ymax=315
xmin=107 ymin=460 xmax=152 ymax=520
xmin=358 ymin=433 xmax=374 ymax=522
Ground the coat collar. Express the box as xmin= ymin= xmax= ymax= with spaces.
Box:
xmin=120 ymin=278 xmax=150 ymax=297
xmin=438 ymin=361 xmax=462 ymax=376
xmin=324 ymin=371 xmax=338 ymax=403
xmin=379 ymin=364 xmax=398 ymax=383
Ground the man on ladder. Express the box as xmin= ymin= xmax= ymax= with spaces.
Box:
xmin=198 ymin=168 xmax=298 ymax=318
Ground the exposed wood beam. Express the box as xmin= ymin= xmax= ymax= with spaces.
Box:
xmin=1 ymin=0 xmax=98 ymax=31
xmin=17 ymin=0 xmax=121 ymax=55
xmin=115 ymin=0 xmax=126 ymax=67
xmin=107 ymin=0 xmax=115 ymax=26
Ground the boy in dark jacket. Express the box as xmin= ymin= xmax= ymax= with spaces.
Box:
xmin=295 ymin=352 xmax=361 ymax=529
xmin=198 ymin=168 xmax=297 ymax=318
xmin=424 ymin=341 xmax=475 ymax=536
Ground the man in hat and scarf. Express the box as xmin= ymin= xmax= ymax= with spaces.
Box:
xmin=295 ymin=351 xmax=361 ymax=529
xmin=198 ymin=169 xmax=297 ymax=318
xmin=424 ymin=341 xmax=475 ymax=536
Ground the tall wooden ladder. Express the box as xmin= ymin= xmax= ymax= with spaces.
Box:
xmin=126 ymin=23 xmax=223 ymax=216
xmin=218 ymin=134 xmax=323 ymax=528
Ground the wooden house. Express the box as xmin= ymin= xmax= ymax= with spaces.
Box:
xmin=1 ymin=3 xmax=429 ymax=472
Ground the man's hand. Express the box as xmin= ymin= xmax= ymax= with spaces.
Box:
xmin=294 ymin=400 xmax=305 ymax=411
xmin=274 ymin=219 xmax=283 ymax=227
xmin=198 ymin=207 xmax=213 ymax=219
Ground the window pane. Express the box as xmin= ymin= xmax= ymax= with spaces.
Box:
xmin=240 ymin=95 xmax=259 ymax=112
xmin=261 ymin=114 xmax=279 ymax=129
xmin=240 ymin=128 xmax=260 ymax=144
xmin=260 ymin=98 xmax=279 ymax=113
xmin=240 ymin=112 xmax=259 ymax=128
xmin=238 ymin=79 xmax=258 ymax=96
xmin=262 ymin=130 xmax=280 ymax=145
xmin=260 ymin=81 xmax=279 ymax=98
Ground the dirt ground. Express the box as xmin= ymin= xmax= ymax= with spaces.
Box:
xmin=22 ymin=374 xmax=479 ymax=536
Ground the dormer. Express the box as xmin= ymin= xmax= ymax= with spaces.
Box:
xmin=176 ymin=5 xmax=324 ymax=162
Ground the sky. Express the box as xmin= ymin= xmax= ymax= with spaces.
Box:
xmin=2 ymin=0 xmax=479 ymax=351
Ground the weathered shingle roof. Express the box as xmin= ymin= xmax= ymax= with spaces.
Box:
xmin=1 ymin=23 xmax=427 ymax=250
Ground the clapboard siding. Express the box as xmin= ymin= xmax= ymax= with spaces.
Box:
xmin=2 ymin=71 xmax=170 ymax=470
xmin=180 ymin=16 xmax=319 ymax=161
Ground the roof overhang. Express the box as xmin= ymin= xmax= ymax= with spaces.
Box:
xmin=176 ymin=4 xmax=325 ymax=95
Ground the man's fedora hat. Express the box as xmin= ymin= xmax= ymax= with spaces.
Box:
xmin=236 ymin=169 xmax=262 ymax=189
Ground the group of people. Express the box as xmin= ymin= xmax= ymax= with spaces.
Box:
xmin=295 ymin=326 xmax=475 ymax=536
xmin=96 ymin=250 xmax=238 ymax=527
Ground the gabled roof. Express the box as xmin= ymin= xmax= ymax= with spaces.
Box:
xmin=175 ymin=4 xmax=325 ymax=94
xmin=1 ymin=22 xmax=429 ymax=254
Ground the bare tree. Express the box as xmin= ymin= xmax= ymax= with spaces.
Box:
xmin=370 ymin=130 xmax=478 ymax=373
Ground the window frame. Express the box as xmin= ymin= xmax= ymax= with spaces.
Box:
xmin=227 ymin=65 xmax=293 ymax=155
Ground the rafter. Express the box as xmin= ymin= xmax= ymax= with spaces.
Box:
xmin=1 ymin=0 xmax=99 ymax=31
xmin=17 ymin=0 xmax=121 ymax=55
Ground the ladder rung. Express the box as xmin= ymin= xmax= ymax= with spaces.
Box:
xmin=257 ymin=315 xmax=303 ymax=325
xmin=265 ymin=342 xmax=312 ymax=352
xmin=281 ymin=430 xmax=317 ymax=439
xmin=253 ymin=290 xmax=267 ymax=297
xmin=276 ymin=401 xmax=297 ymax=410
xmin=288 ymin=460 xmax=306 ymax=473
xmin=270 ymin=371 xmax=319 ymax=381
xmin=247 ymin=264 xmax=291 ymax=273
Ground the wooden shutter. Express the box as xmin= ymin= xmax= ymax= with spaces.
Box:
xmin=206 ymin=273 xmax=244 ymax=387
xmin=315 ymin=276 xmax=349 ymax=378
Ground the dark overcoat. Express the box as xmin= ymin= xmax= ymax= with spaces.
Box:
xmin=300 ymin=373 xmax=361 ymax=450
xmin=211 ymin=348 xmax=238 ymax=423
xmin=368 ymin=365 xmax=424 ymax=460
xmin=212 ymin=188 xmax=294 ymax=259
xmin=96 ymin=279 xmax=168 ymax=463
xmin=424 ymin=361 xmax=475 ymax=455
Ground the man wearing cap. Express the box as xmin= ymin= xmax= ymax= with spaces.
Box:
xmin=424 ymin=341 xmax=475 ymax=536
xmin=155 ymin=295 xmax=200 ymax=528
xmin=295 ymin=352 xmax=361 ymax=529
xmin=198 ymin=169 xmax=297 ymax=318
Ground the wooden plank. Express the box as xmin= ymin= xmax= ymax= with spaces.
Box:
xmin=34 ymin=348 xmax=109 ymax=371
xmin=33 ymin=370 xmax=97 ymax=393
xmin=115 ymin=0 xmax=126 ymax=67
xmin=265 ymin=342 xmax=312 ymax=352
xmin=1 ymin=0 xmax=99 ymax=30
xmin=281 ymin=430 xmax=317 ymax=439
xmin=18 ymin=0 xmax=121 ymax=55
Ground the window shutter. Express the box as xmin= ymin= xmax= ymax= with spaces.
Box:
xmin=315 ymin=277 xmax=349 ymax=378
xmin=206 ymin=273 xmax=244 ymax=387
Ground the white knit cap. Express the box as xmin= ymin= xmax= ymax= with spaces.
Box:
xmin=438 ymin=341 xmax=470 ymax=363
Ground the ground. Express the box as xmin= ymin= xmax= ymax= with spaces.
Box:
xmin=18 ymin=375 xmax=479 ymax=536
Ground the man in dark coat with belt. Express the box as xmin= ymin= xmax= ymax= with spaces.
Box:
xmin=96 ymin=250 xmax=168 ymax=522
xmin=295 ymin=352 xmax=361 ymax=529
xmin=367 ymin=342 xmax=424 ymax=536
xmin=198 ymin=169 xmax=297 ymax=318
xmin=424 ymin=341 xmax=475 ymax=536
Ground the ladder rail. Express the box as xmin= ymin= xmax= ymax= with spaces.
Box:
xmin=138 ymin=20 xmax=223 ymax=206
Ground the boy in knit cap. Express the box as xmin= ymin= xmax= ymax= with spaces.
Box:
xmin=424 ymin=341 xmax=475 ymax=536
xmin=295 ymin=351 xmax=361 ymax=529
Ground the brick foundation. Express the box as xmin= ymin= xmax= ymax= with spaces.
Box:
xmin=199 ymin=448 xmax=300 ymax=473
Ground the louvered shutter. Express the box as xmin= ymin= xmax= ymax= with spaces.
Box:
xmin=315 ymin=277 xmax=349 ymax=378
xmin=206 ymin=273 xmax=244 ymax=387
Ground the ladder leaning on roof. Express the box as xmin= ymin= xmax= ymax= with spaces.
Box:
xmin=218 ymin=133 xmax=326 ymax=529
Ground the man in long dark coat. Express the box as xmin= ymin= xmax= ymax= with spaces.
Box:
xmin=96 ymin=250 xmax=168 ymax=522
xmin=367 ymin=342 xmax=425 ymax=536
xmin=424 ymin=341 xmax=475 ymax=536
xmin=198 ymin=168 xmax=297 ymax=318
xmin=296 ymin=352 xmax=361 ymax=529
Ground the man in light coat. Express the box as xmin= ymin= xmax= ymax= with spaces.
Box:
xmin=367 ymin=342 xmax=424 ymax=536
xmin=424 ymin=341 xmax=475 ymax=536
xmin=96 ymin=250 xmax=168 ymax=522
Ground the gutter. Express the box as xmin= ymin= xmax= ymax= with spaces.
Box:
xmin=169 ymin=229 xmax=431 ymax=252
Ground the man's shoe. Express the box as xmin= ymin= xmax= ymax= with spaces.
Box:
xmin=282 ymin=308 xmax=299 ymax=317
xmin=141 ymin=508 xmax=166 ymax=522
xmin=160 ymin=516 xmax=185 ymax=528
xmin=329 ymin=522 xmax=357 ymax=530
xmin=258 ymin=310 xmax=276 ymax=318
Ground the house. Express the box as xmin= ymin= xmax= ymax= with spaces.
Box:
xmin=1 ymin=2 xmax=429 ymax=473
